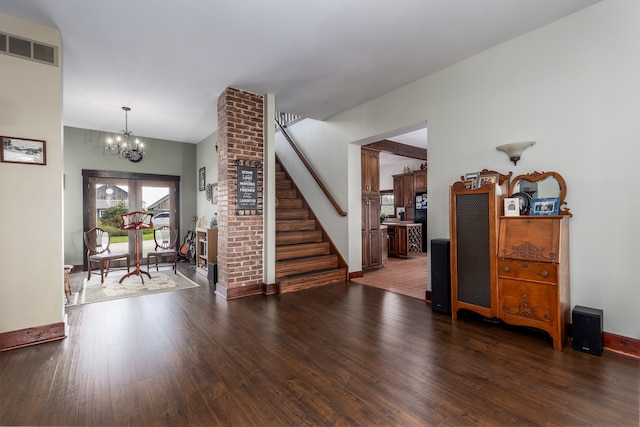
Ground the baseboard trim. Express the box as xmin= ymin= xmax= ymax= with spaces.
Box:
xmin=603 ymin=332 xmax=639 ymax=358
xmin=0 ymin=321 xmax=66 ymax=352
xmin=349 ymin=271 xmax=363 ymax=279
xmin=262 ymin=282 xmax=278 ymax=295
xmin=214 ymin=282 xmax=262 ymax=300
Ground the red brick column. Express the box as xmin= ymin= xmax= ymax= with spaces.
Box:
xmin=216 ymin=87 xmax=264 ymax=299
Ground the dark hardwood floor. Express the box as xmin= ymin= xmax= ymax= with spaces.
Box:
xmin=1 ymin=262 xmax=638 ymax=426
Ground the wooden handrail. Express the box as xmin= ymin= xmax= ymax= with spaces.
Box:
xmin=276 ymin=118 xmax=347 ymax=217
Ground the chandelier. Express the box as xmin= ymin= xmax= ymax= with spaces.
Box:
xmin=106 ymin=106 xmax=145 ymax=162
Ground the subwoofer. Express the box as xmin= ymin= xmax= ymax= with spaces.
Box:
xmin=430 ymin=239 xmax=451 ymax=314
xmin=572 ymin=305 xmax=603 ymax=356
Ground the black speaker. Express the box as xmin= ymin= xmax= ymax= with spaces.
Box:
xmin=431 ymin=239 xmax=451 ymax=314
xmin=572 ymin=305 xmax=603 ymax=356
xmin=454 ymin=193 xmax=492 ymax=308
xmin=207 ymin=263 xmax=218 ymax=285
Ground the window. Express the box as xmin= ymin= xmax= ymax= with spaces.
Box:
xmin=380 ymin=191 xmax=394 ymax=217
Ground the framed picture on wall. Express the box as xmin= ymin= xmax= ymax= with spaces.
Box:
xmin=1 ymin=136 xmax=47 ymax=165
xmin=199 ymin=167 xmax=206 ymax=191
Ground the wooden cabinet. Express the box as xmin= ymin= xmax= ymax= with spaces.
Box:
xmin=386 ymin=225 xmax=397 ymax=257
xmin=393 ymin=173 xmax=416 ymax=221
xmin=414 ymin=169 xmax=427 ymax=193
xmin=361 ymin=148 xmax=385 ymax=270
xmin=450 ymin=170 xmax=571 ymax=350
xmin=397 ymin=226 xmax=408 ymax=256
xmin=393 ymin=172 xmax=422 ymax=222
xmin=381 ymin=227 xmax=388 ymax=265
xmin=393 ymin=173 xmax=414 ymax=208
xmin=195 ymin=228 xmax=218 ymax=277
xmin=361 ymin=148 xmax=380 ymax=196
xmin=497 ymin=216 xmax=570 ymax=350
xmin=384 ymin=223 xmax=422 ymax=258
xmin=362 ymin=195 xmax=383 ymax=269
xmin=449 ymin=172 xmax=510 ymax=320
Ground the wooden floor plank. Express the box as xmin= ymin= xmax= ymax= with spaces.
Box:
xmin=0 ymin=263 xmax=637 ymax=426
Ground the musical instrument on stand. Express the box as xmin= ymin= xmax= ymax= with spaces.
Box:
xmin=119 ymin=211 xmax=153 ymax=284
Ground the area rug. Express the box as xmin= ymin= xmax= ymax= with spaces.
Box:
xmin=81 ymin=270 xmax=199 ymax=305
xmin=65 ymin=292 xmax=79 ymax=307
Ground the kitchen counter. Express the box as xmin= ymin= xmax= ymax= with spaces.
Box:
xmin=382 ymin=222 xmax=422 ymax=257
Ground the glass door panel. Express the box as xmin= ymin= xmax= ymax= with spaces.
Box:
xmin=91 ymin=178 xmax=131 ymax=266
xmin=142 ymin=185 xmax=171 ymax=258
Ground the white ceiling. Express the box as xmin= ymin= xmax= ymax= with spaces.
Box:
xmin=0 ymin=0 xmax=599 ymax=144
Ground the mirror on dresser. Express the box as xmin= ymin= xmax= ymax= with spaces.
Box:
xmin=509 ymin=170 xmax=571 ymax=216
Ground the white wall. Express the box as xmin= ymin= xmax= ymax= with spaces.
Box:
xmin=196 ymin=130 xmax=219 ymax=227
xmin=0 ymin=14 xmax=63 ymax=333
xmin=279 ymin=0 xmax=639 ymax=340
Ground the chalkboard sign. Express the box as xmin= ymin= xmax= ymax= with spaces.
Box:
xmin=237 ymin=165 xmax=258 ymax=210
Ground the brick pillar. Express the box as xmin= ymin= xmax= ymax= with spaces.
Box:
xmin=216 ymin=87 xmax=264 ymax=299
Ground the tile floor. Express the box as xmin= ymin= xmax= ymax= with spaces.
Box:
xmin=351 ymin=252 xmax=427 ymax=300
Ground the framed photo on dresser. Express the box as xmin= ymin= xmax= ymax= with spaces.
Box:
xmin=530 ymin=197 xmax=559 ymax=216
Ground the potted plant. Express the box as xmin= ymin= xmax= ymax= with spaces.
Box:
xmin=380 ymin=211 xmax=387 ymax=223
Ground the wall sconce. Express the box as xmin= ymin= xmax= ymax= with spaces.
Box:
xmin=496 ymin=141 xmax=536 ymax=165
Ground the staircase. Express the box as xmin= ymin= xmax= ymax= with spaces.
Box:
xmin=275 ymin=160 xmax=347 ymax=293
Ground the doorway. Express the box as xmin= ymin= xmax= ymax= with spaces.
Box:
xmin=357 ymin=128 xmax=428 ymax=299
xmin=82 ymin=170 xmax=180 ymax=271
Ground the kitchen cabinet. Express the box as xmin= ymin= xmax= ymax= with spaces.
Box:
xmin=383 ymin=222 xmax=422 ymax=258
xmin=381 ymin=227 xmax=388 ymax=265
xmin=361 ymin=148 xmax=380 ymax=196
xmin=361 ymin=148 xmax=383 ymax=270
xmin=362 ymin=196 xmax=383 ymax=269
xmin=414 ymin=169 xmax=427 ymax=192
xmin=393 ymin=173 xmax=415 ymax=221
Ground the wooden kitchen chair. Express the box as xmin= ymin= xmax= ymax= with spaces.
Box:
xmin=84 ymin=227 xmax=130 ymax=283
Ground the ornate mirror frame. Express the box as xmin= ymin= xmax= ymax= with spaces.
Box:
xmin=509 ymin=171 xmax=572 ymax=216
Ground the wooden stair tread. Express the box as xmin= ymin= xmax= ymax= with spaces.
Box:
xmin=277 ymin=198 xmax=303 ymax=209
xmin=276 ymin=189 xmax=298 ymax=199
xmin=275 ymin=254 xmax=338 ymax=278
xmin=276 ymin=209 xmax=309 ymax=220
xmin=277 ymin=268 xmax=347 ymax=294
xmin=276 ymin=219 xmax=316 ymax=232
xmin=276 ymin=181 xmax=292 ymax=190
xmin=276 ymin=230 xmax=323 ymax=245
xmin=276 ymin=242 xmax=330 ymax=260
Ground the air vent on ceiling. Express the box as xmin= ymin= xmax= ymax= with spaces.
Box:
xmin=0 ymin=31 xmax=58 ymax=66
